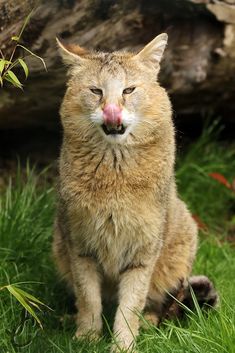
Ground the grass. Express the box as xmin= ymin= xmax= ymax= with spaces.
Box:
xmin=0 ymin=126 xmax=235 ymax=352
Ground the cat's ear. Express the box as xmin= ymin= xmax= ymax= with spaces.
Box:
xmin=135 ymin=33 xmax=168 ymax=66
xmin=56 ymin=37 xmax=87 ymax=66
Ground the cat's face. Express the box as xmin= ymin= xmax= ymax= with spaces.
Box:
xmin=58 ymin=34 xmax=171 ymax=144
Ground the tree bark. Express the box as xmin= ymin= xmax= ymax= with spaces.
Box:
xmin=0 ymin=0 xmax=235 ymax=130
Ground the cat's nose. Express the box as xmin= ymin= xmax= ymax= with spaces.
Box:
xmin=102 ymin=104 xmax=122 ymax=125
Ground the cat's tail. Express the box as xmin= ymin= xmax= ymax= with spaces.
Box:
xmin=164 ymin=275 xmax=219 ymax=320
xmin=183 ymin=275 xmax=219 ymax=309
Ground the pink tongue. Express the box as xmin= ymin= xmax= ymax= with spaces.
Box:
xmin=103 ymin=104 xmax=122 ymax=126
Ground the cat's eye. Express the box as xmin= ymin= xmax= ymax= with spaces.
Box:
xmin=90 ymin=87 xmax=103 ymax=96
xmin=123 ymin=87 xmax=136 ymax=95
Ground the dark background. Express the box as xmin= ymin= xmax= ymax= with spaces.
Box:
xmin=0 ymin=0 xmax=235 ymax=171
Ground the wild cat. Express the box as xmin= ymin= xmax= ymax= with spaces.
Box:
xmin=53 ymin=34 xmax=218 ymax=352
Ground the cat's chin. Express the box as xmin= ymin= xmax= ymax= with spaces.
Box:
xmin=99 ymin=124 xmax=131 ymax=144
xmin=101 ymin=123 xmax=126 ymax=136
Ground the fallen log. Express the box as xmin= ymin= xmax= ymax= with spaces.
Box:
xmin=0 ymin=0 xmax=235 ymax=130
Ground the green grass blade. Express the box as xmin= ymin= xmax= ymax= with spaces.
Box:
xmin=6 ymin=285 xmax=43 ymax=328
xmin=14 ymin=286 xmax=52 ymax=311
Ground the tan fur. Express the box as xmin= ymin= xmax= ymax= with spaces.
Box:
xmin=53 ymin=34 xmax=198 ymax=352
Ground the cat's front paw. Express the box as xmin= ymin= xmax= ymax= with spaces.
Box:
xmin=110 ymin=345 xmax=137 ymax=353
xmin=110 ymin=337 xmax=136 ymax=353
xmin=74 ymin=313 xmax=103 ymax=341
xmin=74 ymin=327 xmax=102 ymax=341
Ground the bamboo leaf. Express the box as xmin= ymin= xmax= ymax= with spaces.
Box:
xmin=29 ymin=300 xmax=42 ymax=311
xmin=6 ymin=285 xmax=43 ymax=328
xmin=4 ymin=59 xmax=20 ymax=73
xmin=11 ymin=36 xmax=20 ymax=42
xmin=0 ymin=59 xmax=11 ymax=65
xmin=17 ymin=44 xmax=47 ymax=71
xmin=14 ymin=286 xmax=52 ymax=310
xmin=5 ymin=70 xmax=23 ymax=89
xmin=4 ymin=75 xmax=23 ymax=90
xmin=18 ymin=10 xmax=34 ymax=41
xmin=18 ymin=58 xmax=29 ymax=78
xmin=0 ymin=59 xmax=6 ymax=74
xmin=4 ymin=74 xmax=19 ymax=87
xmin=0 ymin=61 xmax=5 ymax=74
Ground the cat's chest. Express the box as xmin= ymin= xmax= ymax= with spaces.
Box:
xmin=63 ymin=145 xmax=158 ymax=205
xmin=65 ymin=163 xmax=157 ymax=216
xmin=68 ymin=200 xmax=158 ymax=276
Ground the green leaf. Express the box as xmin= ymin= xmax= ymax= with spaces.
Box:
xmin=14 ymin=286 xmax=52 ymax=310
xmin=17 ymin=44 xmax=47 ymax=71
xmin=0 ymin=60 xmax=5 ymax=73
xmin=18 ymin=10 xmax=34 ymax=41
xmin=0 ymin=76 xmax=3 ymax=87
xmin=0 ymin=59 xmax=6 ymax=74
xmin=18 ymin=58 xmax=29 ymax=78
xmin=4 ymin=74 xmax=18 ymax=87
xmin=11 ymin=36 xmax=20 ymax=42
xmin=6 ymin=285 xmax=43 ymax=328
xmin=5 ymin=70 xmax=23 ymax=89
xmin=28 ymin=300 xmax=41 ymax=311
xmin=0 ymin=59 xmax=11 ymax=65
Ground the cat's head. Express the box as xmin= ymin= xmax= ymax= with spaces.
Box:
xmin=58 ymin=34 xmax=171 ymax=145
